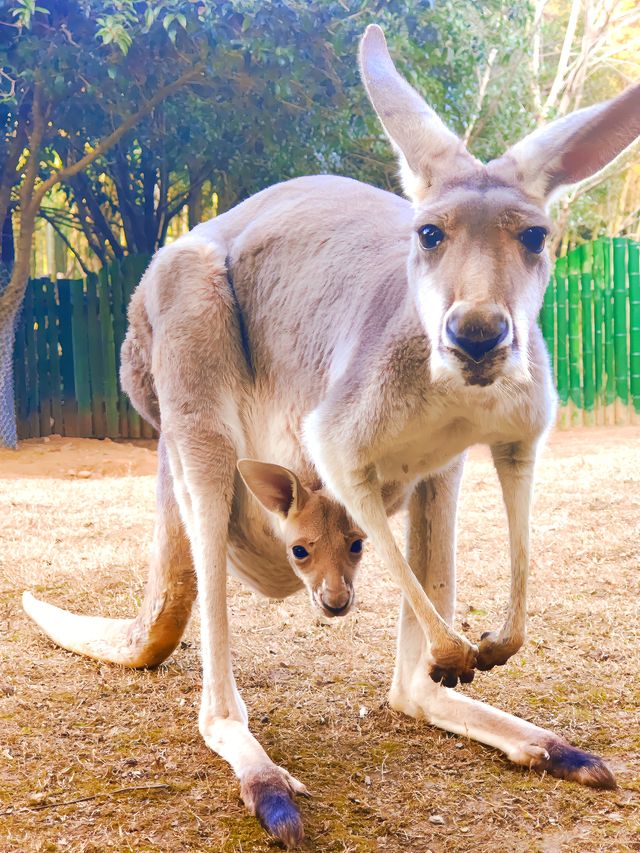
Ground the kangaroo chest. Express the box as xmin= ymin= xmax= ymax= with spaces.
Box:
xmin=373 ymin=392 xmax=527 ymax=491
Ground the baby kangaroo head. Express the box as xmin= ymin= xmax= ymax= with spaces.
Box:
xmin=237 ymin=459 xmax=365 ymax=618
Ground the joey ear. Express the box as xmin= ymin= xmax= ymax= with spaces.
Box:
xmin=237 ymin=459 xmax=309 ymax=518
xmin=359 ymin=25 xmax=478 ymax=203
xmin=488 ymin=80 xmax=640 ymax=203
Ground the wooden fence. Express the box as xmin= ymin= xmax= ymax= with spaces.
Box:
xmin=11 ymin=237 xmax=640 ymax=438
xmin=540 ymin=237 xmax=640 ymax=426
xmin=13 ymin=255 xmax=154 ymax=440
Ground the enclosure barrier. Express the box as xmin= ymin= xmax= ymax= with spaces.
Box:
xmin=11 ymin=238 xmax=640 ymax=438
xmin=539 ymin=236 xmax=640 ymax=427
xmin=12 ymin=255 xmax=154 ymax=440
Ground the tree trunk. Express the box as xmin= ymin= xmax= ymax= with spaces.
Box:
xmin=1 ymin=212 xmax=15 ymax=267
xmin=0 ymin=262 xmax=18 ymax=448
xmin=0 ymin=212 xmax=36 ymax=448
xmin=0 ymin=215 xmax=17 ymax=447
xmin=0 ymin=306 xmax=18 ymax=448
xmin=187 ymin=161 xmax=205 ymax=230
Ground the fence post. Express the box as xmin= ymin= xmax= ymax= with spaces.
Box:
xmin=629 ymin=240 xmax=640 ymax=423
xmin=85 ymin=272 xmax=107 ymax=438
xmin=57 ymin=280 xmax=78 ymax=436
xmin=97 ymin=265 xmax=120 ymax=438
xmin=612 ymin=237 xmax=629 ymax=423
xmin=567 ymin=246 xmax=582 ymax=425
xmin=70 ymin=278 xmax=93 ymax=436
xmin=45 ymin=278 xmax=63 ymax=435
xmin=108 ymin=259 xmax=129 ymax=438
xmin=23 ymin=281 xmax=39 ymax=437
xmin=602 ymin=240 xmax=616 ymax=425
xmin=592 ymin=240 xmax=605 ymax=424
xmin=579 ymin=243 xmax=595 ymax=426
xmin=541 ymin=272 xmax=555 ymax=372
xmin=555 ymin=256 xmax=569 ymax=428
xmin=34 ymin=278 xmax=52 ymax=438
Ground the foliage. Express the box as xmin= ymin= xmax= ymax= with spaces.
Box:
xmin=1 ymin=0 xmax=639 ymax=445
xmin=0 ymin=0 xmax=211 ymax=446
xmin=3 ymin=0 xmax=640 ymax=267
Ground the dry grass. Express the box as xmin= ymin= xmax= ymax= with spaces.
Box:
xmin=0 ymin=429 xmax=638 ymax=852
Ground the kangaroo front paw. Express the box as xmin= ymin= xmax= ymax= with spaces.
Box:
xmin=476 ymin=630 xmax=523 ymax=671
xmin=428 ymin=635 xmax=478 ymax=688
xmin=240 ymin=765 xmax=308 ymax=849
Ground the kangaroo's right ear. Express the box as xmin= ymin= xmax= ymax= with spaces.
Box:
xmin=488 ymin=80 xmax=640 ymax=203
xmin=237 ymin=460 xmax=309 ymax=518
xmin=359 ymin=24 xmax=478 ymax=203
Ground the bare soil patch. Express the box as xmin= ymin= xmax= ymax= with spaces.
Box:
xmin=1 ymin=429 xmax=639 ymax=851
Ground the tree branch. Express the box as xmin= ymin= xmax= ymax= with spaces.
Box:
xmin=0 ymin=124 xmax=25 ymax=230
xmin=530 ymin=0 xmax=549 ymax=120
xmin=19 ymin=81 xmax=46 ymax=213
xmin=542 ymin=0 xmax=582 ymax=119
xmin=463 ymin=47 xmax=497 ymax=145
xmin=28 ymin=65 xmax=204 ymax=215
xmin=39 ymin=208 xmax=91 ymax=275
xmin=67 ymin=171 xmax=124 ymax=261
xmin=617 ymin=205 xmax=640 ymax=235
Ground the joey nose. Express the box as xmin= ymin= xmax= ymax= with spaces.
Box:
xmin=322 ymin=599 xmax=350 ymax=616
xmin=446 ymin=305 xmax=509 ymax=362
xmin=320 ymin=586 xmax=351 ymax=615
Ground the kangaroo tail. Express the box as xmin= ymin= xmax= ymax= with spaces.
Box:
xmin=23 ymin=436 xmax=196 ymax=668
xmin=22 ymin=591 xmax=171 ymax=667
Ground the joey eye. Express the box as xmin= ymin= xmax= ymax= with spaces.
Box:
xmin=292 ymin=545 xmax=309 ymax=560
xmin=350 ymin=539 xmax=363 ymax=554
xmin=519 ymin=227 xmax=547 ymax=254
xmin=418 ymin=224 xmax=445 ymax=250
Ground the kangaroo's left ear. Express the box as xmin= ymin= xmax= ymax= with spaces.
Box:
xmin=237 ymin=459 xmax=309 ymax=518
xmin=488 ymin=80 xmax=640 ymax=203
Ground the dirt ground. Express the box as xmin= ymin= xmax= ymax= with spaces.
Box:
xmin=0 ymin=428 xmax=638 ymax=852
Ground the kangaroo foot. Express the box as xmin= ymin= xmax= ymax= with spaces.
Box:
xmin=509 ymin=736 xmax=616 ymax=789
xmin=240 ymin=764 xmax=308 ymax=849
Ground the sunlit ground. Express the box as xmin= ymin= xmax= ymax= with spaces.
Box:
xmin=1 ymin=429 xmax=638 ymax=852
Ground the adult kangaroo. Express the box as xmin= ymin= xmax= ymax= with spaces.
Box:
xmin=25 ymin=24 xmax=639 ymax=848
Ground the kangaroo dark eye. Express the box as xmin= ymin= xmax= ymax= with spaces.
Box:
xmin=519 ymin=227 xmax=547 ymax=254
xmin=292 ymin=545 xmax=309 ymax=560
xmin=418 ymin=224 xmax=445 ymax=250
xmin=350 ymin=539 xmax=363 ymax=554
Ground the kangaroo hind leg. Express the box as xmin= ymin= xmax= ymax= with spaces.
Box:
xmin=152 ymin=238 xmax=307 ymax=847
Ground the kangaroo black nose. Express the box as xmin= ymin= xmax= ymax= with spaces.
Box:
xmin=319 ymin=586 xmax=352 ymax=616
xmin=446 ymin=306 xmax=509 ymax=362
xmin=322 ymin=600 xmax=350 ymax=616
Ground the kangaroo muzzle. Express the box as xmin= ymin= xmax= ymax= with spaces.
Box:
xmin=445 ymin=303 xmax=511 ymax=363
xmin=313 ymin=579 xmax=354 ymax=618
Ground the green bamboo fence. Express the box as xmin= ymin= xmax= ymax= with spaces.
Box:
xmin=12 ymin=255 xmax=154 ymax=440
xmin=540 ymin=236 xmax=640 ymax=426
xmin=12 ymin=237 xmax=640 ymax=436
